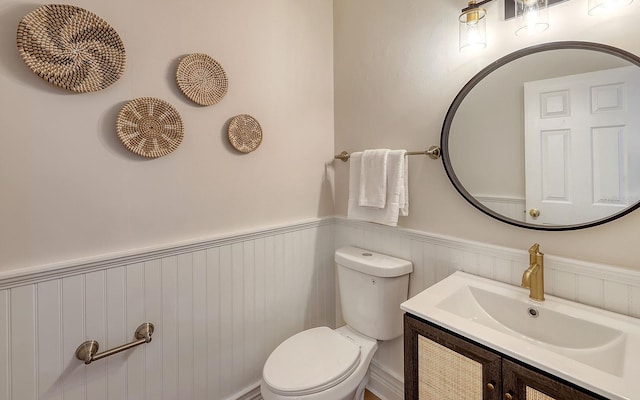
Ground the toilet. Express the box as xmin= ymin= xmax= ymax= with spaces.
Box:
xmin=260 ymin=246 xmax=412 ymax=400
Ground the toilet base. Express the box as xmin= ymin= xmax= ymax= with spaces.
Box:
xmin=353 ymin=371 xmax=370 ymax=400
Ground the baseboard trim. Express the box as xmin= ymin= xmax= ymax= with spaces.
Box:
xmin=233 ymin=364 xmax=403 ymax=400
xmin=367 ymin=360 xmax=404 ymax=400
xmin=232 ymin=382 xmax=263 ymax=400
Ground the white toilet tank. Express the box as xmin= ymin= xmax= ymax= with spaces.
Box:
xmin=335 ymin=246 xmax=412 ymax=341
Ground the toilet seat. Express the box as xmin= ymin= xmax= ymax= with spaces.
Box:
xmin=262 ymin=327 xmax=361 ymax=396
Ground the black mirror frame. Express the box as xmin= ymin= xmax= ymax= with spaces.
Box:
xmin=441 ymin=41 xmax=640 ymax=231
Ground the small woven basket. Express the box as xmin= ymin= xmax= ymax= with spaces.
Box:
xmin=117 ymin=98 xmax=184 ymax=158
xmin=228 ymin=114 xmax=262 ymax=153
xmin=176 ymin=53 xmax=228 ymax=106
xmin=17 ymin=4 xmax=126 ymax=93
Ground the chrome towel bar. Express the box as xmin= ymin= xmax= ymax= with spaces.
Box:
xmin=334 ymin=145 xmax=441 ymax=162
xmin=75 ymin=322 xmax=155 ymax=365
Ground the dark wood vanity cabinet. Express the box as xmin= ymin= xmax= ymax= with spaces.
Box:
xmin=404 ymin=314 xmax=605 ymax=400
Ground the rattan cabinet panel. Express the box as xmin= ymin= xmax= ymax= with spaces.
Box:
xmin=503 ymin=359 xmax=602 ymax=400
xmin=405 ymin=314 xmax=502 ymax=400
xmin=418 ymin=335 xmax=484 ymax=399
xmin=404 ymin=314 xmax=604 ymax=400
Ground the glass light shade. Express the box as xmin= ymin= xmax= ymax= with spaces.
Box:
xmin=588 ymin=0 xmax=633 ymax=15
xmin=514 ymin=0 xmax=549 ymax=36
xmin=459 ymin=7 xmax=487 ymax=52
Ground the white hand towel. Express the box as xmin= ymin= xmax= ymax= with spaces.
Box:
xmin=359 ymin=149 xmax=389 ymax=208
xmin=399 ymin=150 xmax=409 ymax=216
xmin=386 ymin=150 xmax=408 ymax=220
xmin=348 ymin=150 xmax=409 ymax=226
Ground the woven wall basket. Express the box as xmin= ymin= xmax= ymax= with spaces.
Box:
xmin=117 ymin=98 xmax=184 ymax=158
xmin=176 ymin=53 xmax=228 ymax=106
xmin=228 ymin=114 xmax=262 ymax=153
xmin=17 ymin=4 xmax=126 ymax=93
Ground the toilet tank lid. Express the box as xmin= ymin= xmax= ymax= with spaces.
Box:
xmin=335 ymin=246 xmax=412 ymax=277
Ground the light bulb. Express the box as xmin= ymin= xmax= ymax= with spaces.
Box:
xmin=515 ymin=0 xmax=549 ymax=36
xmin=459 ymin=7 xmax=487 ymax=52
xmin=589 ymin=0 xmax=634 ymax=15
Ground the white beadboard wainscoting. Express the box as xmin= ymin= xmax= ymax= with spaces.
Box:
xmin=0 ymin=219 xmax=335 ymax=400
xmin=2 ymin=216 xmax=640 ymax=400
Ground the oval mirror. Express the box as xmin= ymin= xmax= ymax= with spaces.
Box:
xmin=442 ymin=41 xmax=640 ymax=231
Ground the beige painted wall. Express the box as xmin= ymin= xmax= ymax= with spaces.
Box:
xmin=0 ymin=0 xmax=334 ymax=271
xmin=334 ymin=0 xmax=640 ymax=270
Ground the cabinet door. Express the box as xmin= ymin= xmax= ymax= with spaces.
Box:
xmin=404 ymin=314 xmax=502 ymax=400
xmin=502 ymin=359 xmax=605 ymax=400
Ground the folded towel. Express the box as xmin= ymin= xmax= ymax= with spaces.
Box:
xmin=347 ymin=150 xmax=408 ymax=226
xmin=399 ymin=150 xmax=409 ymax=216
xmin=359 ymin=149 xmax=389 ymax=208
xmin=388 ymin=149 xmax=408 ymax=217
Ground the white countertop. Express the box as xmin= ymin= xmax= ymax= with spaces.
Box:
xmin=401 ymin=271 xmax=640 ymax=400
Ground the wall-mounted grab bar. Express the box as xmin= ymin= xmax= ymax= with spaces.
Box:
xmin=75 ymin=322 xmax=155 ymax=365
xmin=334 ymin=145 xmax=441 ymax=162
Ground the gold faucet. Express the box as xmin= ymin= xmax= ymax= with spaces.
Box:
xmin=521 ymin=243 xmax=545 ymax=301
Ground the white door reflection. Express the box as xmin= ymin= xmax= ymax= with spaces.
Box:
xmin=523 ymin=66 xmax=640 ymax=225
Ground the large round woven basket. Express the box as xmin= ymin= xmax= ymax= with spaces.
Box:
xmin=176 ymin=53 xmax=228 ymax=106
xmin=228 ymin=114 xmax=262 ymax=153
xmin=17 ymin=4 xmax=126 ymax=93
xmin=117 ymin=98 xmax=184 ymax=158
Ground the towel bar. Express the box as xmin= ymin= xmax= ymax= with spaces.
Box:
xmin=334 ymin=146 xmax=441 ymax=162
xmin=75 ymin=322 xmax=154 ymax=365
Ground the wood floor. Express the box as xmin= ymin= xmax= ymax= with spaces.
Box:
xmin=364 ymin=389 xmax=381 ymax=400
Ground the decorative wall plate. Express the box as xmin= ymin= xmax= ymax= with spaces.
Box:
xmin=228 ymin=114 xmax=262 ymax=153
xmin=17 ymin=4 xmax=126 ymax=93
xmin=117 ymin=98 xmax=184 ymax=158
xmin=176 ymin=53 xmax=228 ymax=106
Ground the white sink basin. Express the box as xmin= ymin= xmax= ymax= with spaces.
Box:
xmin=438 ymin=284 xmax=627 ymax=376
xmin=401 ymin=271 xmax=640 ymax=400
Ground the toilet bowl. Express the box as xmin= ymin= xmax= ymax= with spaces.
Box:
xmin=260 ymin=326 xmax=377 ymax=400
xmin=260 ymin=247 xmax=412 ymax=400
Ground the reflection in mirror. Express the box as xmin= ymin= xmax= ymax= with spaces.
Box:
xmin=442 ymin=42 xmax=640 ymax=230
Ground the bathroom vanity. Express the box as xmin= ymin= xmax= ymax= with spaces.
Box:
xmin=401 ymin=272 xmax=640 ymax=400
xmin=404 ymin=314 xmax=603 ymax=400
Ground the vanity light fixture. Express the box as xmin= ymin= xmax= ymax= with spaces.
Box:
xmin=459 ymin=0 xmax=550 ymax=51
xmin=459 ymin=0 xmax=489 ymax=51
xmin=588 ymin=0 xmax=634 ymax=15
xmin=514 ymin=0 xmax=549 ymax=36
xmin=459 ymin=0 xmax=632 ymax=51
